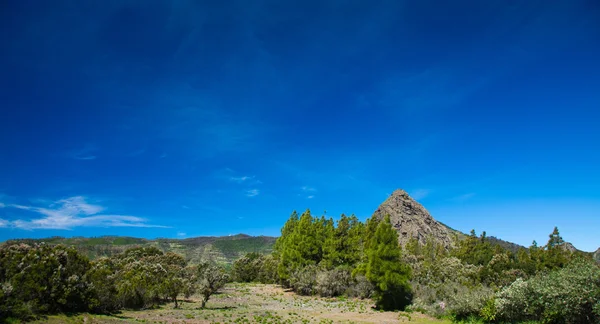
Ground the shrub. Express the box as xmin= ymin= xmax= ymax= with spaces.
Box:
xmin=446 ymin=285 xmax=493 ymax=320
xmin=347 ymin=275 xmax=374 ymax=299
xmin=495 ymin=258 xmax=600 ymax=323
xmin=0 ymin=243 xmax=93 ymax=320
xmin=316 ymin=267 xmax=352 ymax=297
xmin=290 ymin=265 xmax=318 ymax=295
xmin=197 ymin=263 xmax=229 ymax=308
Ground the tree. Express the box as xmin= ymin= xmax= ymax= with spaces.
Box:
xmin=365 ymin=215 xmax=412 ymax=310
xmin=543 ymin=227 xmax=570 ymax=270
xmin=277 ymin=209 xmax=321 ymax=283
xmin=322 ymin=214 xmax=363 ymax=269
xmin=196 ymin=263 xmax=228 ymax=308
xmin=232 ymin=252 xmax=263 ymax=282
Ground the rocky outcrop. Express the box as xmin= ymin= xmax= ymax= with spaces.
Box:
xmin=560 ymin=242 xmax=578 ymax=253
xmin=372 ymin=189 xmax=455 ymax=248
xmin=594 ymin=248 xmax=600 ymax=263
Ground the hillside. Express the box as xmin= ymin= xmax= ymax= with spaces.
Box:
xmin=3 ymin=234 xmax=276 ymax=265
xmin=595 ymin=248 xmax=600 ymax=262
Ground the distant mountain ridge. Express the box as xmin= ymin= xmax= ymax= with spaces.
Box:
xmin=4 ymin=189 xmax=595 ymax=263
xmin=2 ymin=234 xmax=276 ymax=265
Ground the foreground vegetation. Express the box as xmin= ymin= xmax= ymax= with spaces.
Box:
xmin=1 ymin=209 xmax=599 ymax=323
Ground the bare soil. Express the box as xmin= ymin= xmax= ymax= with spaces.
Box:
xmin=34 ymin=283 xmax=448 ymax=324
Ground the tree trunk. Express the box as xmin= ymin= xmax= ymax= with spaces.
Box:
xmin=201 ymin=294 xmax=209 ymax=308
xmin=173 ymin=296 xmax=178 ymax=309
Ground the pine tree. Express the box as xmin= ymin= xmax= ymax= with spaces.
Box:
xmin=322 ymin=214 xmax=363 ymax=269
xmin=278 ymin=209 xmax=320 ymax=283
xmin=544 ymin=227 xmax=569 ymax=269
xmin=274 ymin=211 xmax=299 ymax=257
xmin=365 ymin=215 xmax=412 ymax=310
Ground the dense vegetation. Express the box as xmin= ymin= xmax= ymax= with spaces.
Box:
xmin=0 ymin=244 xmax=227 ymax=321
xmin=234 ymin=211 xmax=600 ymax=323
xmin=2 ymin=210 xmax=599 ymax=323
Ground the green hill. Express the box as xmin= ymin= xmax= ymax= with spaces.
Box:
xmin=3 ymin=234 xmax=276 ymax=265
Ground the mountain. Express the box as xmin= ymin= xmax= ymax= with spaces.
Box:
xmin=371 ymin=189 xmax=456 ymax=248
xmin=486 ymin=236 xmax=525 ymax=254
xmin=594 ymin=248 xmax=600 ymax=263
xmin=3 ymin=234 xmax=276 ymax=265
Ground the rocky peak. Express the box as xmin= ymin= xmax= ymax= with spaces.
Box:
xmin=372 ymin=189 xmax=454 ymax=248
xmin=594 ymin=248 xmax=600 ymax=263
xmin=560 ymin=242 xmax=578 ymax=253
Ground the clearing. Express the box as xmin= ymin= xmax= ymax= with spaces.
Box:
xmin=35 ymin=283 xmax=448 ymax=324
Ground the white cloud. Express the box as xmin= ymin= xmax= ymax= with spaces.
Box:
xmin=300 ymin=186 xmax=316 ymax=199
xmin=177 ymin=232 xmax=186 ymax=237
xmin=2 ymin=196 xmax=166 ymax=230
xmin=0 ymin=218 xmax=8 ymax=227
xmin=246 ymin=189 xmax=260 ymax=197
xmin=0 ymin=202 xmax=5 ymax=208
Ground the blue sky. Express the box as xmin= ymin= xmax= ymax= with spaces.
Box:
xmin=1 ymin=1 xmax=599 ymax=251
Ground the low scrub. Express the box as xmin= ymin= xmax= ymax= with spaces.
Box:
xmin=494 ymin=258 xmax=600 ymax=324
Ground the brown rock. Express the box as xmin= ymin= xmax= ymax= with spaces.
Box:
xmin=371 ymin=189 xmax=455 ymax=248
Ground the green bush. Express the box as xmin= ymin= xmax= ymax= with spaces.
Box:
xmin=495 ymin=258 xmax=600 ymax=323
xmin=0 ymin=243 xmax=93 ymax=320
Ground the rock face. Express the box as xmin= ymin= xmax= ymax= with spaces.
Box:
xmin=561 ymin=242 xmax=578 ymax=253
xmin=594 ymin=248 xmax=600 ymax=263
xmin=372 ymin=189 xmax=455 ymax=248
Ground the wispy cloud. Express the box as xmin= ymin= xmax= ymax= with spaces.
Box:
xmin=1 ymin=196 xmax=166 ymax=230
xmin=301 ymin=186 xmax=316 ymax=199
xmin=177 ymin=232 xmax=186 ymax=237
xmin=411 ymin=189 xmax=430 ymax=200
xmin=0 ymin=218 xmax=8 ymax=227
xmin=230 ymin=175 xmax=254 ymax=183
xmin=246 ymin=189 xmax=260 ymax=197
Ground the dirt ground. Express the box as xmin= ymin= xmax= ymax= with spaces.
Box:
xmin=35 ymin=283 xmax=449 ymax=324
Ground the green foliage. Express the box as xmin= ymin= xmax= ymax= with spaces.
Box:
xmin=0 ymin=242 xmax=204 ymax=320
xmin=232 ymin=252 xmax=263 ymax=282
xmin=0 ymin=243 xmax=93 ymax=320
xmin=495 ymin=258 xmax=600 ymax=323
xmin=365 ymin=215 xmax=412 ymax=310
xmin=197 ymin=262 xmax=229 ymax=308
xmin=231 ymin=252 xmax=278 ymax=283
xmin=321 ymin=214 xmax=363 ymax=269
